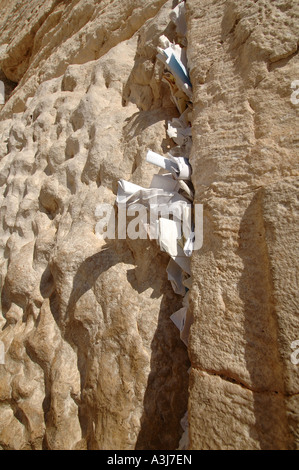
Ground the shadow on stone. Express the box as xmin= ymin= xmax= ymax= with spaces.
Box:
xmin=238 ymin=190 xmax=290 ymax=450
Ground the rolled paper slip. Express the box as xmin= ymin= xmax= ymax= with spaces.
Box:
xmin=169 ymin=156 xmax=192 ymax=180
xmin=117 ymin=180 xmax=174 ymax=206
xmin=176 ymin=180 xmax=194 ymax=201
xmin=146 ymin=149 xmax=178 ymax=172
xmin=116 ymin=179 xmax=143 ymax=201
xmin=147 ymin=150 xmax=191 ymax=180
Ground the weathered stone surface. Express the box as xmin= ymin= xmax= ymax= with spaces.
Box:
xmin=0 ymin=0 xmax=189 ymax=450
xmin=0 ymin=0 xmax=174 ymax=116
xmin=0 ymin=0 xmax=298 ymax=451
xmin=187 ymin=0 xmax=299 ymax=450
xmin=189 ymin=369 xmax=290 ymax=450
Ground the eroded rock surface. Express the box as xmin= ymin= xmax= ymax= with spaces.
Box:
xmin=0 ymin=0 xmax=190 ymax=450
xmin=187 ymin=0 xmax=299 ymax=450
xmin=0 ymin=0 xmax=298 ymax=451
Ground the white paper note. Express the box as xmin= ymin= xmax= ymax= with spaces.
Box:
xmin=167 ymin=258 xmax=187 ymax=296
xmin=158 ymin=217 xmax=181 ymax=257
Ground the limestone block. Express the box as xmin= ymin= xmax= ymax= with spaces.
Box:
xmin=187 ymin=0 xmax=299 ymax=449
xmin=0 ymin=0 xmax=188 ymax=450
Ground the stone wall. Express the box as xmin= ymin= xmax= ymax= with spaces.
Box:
xmin=187 ymin=0 xmax=299 ymax=450
xmin=0 ymin=0 xmax=190 ymax=450
xmin=0 ymin=0 xmax=298 ymax=450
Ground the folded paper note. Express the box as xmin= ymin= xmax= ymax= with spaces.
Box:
xmin=117 ymin=179 xmax=144 ymax=199
xmin=171 ymin=244 xmax=191 ymax=275
xmin=178 ymin=409 xmax=189 ymax=450
xmin=183 ymin=276 xmax=192 ymax=290
xmin=183 ymin=234 xmax=195 ymax=257
xmin=157 ymin=42 xmax=192 ymax=98
xmin=170 ymin=307 xmax=187 ymax=333
xmin=180 ymin=307 xmax=193 ymax=346
xmin=170 ymin=156 xmax=192 ymax=180
xmin=167 ymin=118 xmax=192 ymax=147
xmin=150 ymin=173 xmax=179 ymax=192
xmin=166 ymin=258 xmax=187 ymax=296
xmin=170 ymin=293 xmax=192 ymax=347
xmin=116 ymin=179 xmax=174 ymax=207
xmin=158 ymin=217 xmax=181 ymax=257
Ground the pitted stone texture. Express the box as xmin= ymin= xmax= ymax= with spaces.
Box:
xmin=0 ymin=0 xmax=171 ymax=117
xmin=0 ymin=0 xmax=189 ymax=450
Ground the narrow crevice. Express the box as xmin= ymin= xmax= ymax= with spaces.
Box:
xmin=117 ymin=0 xmax=194 ymax=450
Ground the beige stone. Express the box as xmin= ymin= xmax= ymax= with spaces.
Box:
xmin=187 ymin=0 xmax=299 ymax=450
xmin=0 ymin=0 xmax=189 ymax=450
xmin=0 ymin=0 xmax=298 ymax=451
